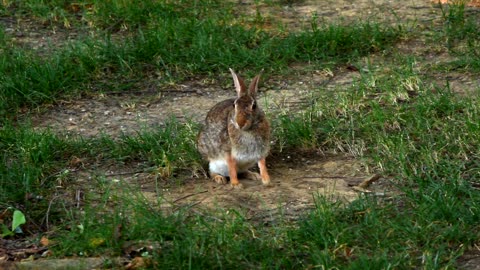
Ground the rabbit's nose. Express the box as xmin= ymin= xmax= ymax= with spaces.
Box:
xmin=235 ymin=116 xmax=248 ymax=129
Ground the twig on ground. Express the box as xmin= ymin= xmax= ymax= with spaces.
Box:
xmin=189 ymin=206 xmax=224 ymax=222
xmin=75 ymin=189 xmax=83 ymax=209
xmin=172 ymin=190 xmax=208 ymax=203
xmin=293 ymin=176 xmax=357 ymax=181
xmin=357 ymin=174 xmax=382 ymax=189
xmin=45 ymin=195 xmax=60 ymax=231
xmin=104 ymin=167 xmax=158 ymax=177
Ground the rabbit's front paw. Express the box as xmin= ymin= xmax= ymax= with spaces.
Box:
xmin=262 ymin=178 xmax=271 ymax=186
xmin=230 ymin=182 xmax=244 ymax=189
xmin=212 ymin=174 xmax=227 ymax=184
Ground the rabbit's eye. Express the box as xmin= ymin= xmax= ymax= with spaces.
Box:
xmin=252 ymin=101 xmax=257 ymax=110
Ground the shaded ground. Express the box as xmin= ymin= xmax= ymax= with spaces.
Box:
xmin=2 ymin=0 xmax=480 ymax=268
xmin=116 ymin=153 xmax=389 ymax=219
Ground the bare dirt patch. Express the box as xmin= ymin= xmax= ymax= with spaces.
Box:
xmin=32 ymin=84 xmax=233 ymax=137
xmin=164 ymin=155 xmax=389 ymax=222
xmin=91 ymin=152 xmax=393 ymax=224
xmin=457 ymin=249 xmax=480 ymax=270
xmin=31 ymin=69 xmax=343 ymax=137
xmin=1 ymin=16 xmax=83 ymax=53
xmin=241 ymin=0 xmax=443 ymax=30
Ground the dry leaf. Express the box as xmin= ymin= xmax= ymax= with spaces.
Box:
xmin=125 ymin=257 xmax=152 ymax=270
xmin=40 ymin=236 xmax=50 ymax=247
xmin=89 ymin=238 xmax=106 ymax=248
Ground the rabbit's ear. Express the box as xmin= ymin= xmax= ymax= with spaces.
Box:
xmin=248 ymin=70 xmax=263 ymax=97
xmin=230 ymin=68 xmax=247 ymax=97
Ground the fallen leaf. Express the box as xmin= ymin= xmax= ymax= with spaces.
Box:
xmin=122 ymin=240 xmax=161 ymax=257
xmin=69 ymin=3 xmax=82 ymax=13
xmin=41 ymin=250 xmax=53 ymax=257
xmin=89 ymin=238 xmax=106 ymax=248
xmin=20 ymin=255 xmax=35 ymax=262
xmin=12 ymin=210 xmax=26 ymax=233
xmin=0 ymin=209 xmax=8 ymax=220
xmin=357 ymin=174 xmax=382 ymax=189
xmin=40 ymin=236 xmax=50 ymax=247
xmin=125 ymin=257 xmax=152 ymax=270
xmin=0 ymin=248 xmax=8 ymax=261
xmin=69 ymin=156 xmax=84 ymax=167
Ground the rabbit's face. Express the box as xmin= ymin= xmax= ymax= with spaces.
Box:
xmin=233 ymin=95 xmax=256 ymax=130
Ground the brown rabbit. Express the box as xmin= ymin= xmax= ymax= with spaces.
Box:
xmin=197 ymin=69 xmax=271 ymax=188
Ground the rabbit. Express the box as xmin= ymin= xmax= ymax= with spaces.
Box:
xmin=197 ymin=68 xmax=271 ymax=188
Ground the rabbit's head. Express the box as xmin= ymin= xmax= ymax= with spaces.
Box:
xmin=229 ymin=68 xmax=263 ymax=131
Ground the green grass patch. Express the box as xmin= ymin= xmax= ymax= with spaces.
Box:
xmin=107 ymin=118 xmax=202 ymax=177
xmin=0 ymin=20 xmax=401 ymax=118
xmin=0 ymin=124 xmax=73 ymax=203
xmin=0 ymin=124 xmax=86 ymax=232
xmin=0 ymin=0 xmax=402 ymax=119
xmin=432 ymin=1 xmax=480 ymax=72
xmin=0 ymin=47 xmax=87 ymax=118
xmin=0 ymin=118 xmax=202 ymax=230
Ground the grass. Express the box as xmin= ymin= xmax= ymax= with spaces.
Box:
xmin=435 ymin=0 xmax=480 ymax=71
xmin=0 ymin=0 xmax=401 ymax=119
xmin=1 ymin=0 xmax=480 ymax=269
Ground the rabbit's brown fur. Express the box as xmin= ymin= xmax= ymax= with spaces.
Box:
xmin=197 ymin=69 xmax=271 ymax=188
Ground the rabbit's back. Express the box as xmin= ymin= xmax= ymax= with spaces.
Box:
xmin=197 ymin=98 xmax=236 ymax=160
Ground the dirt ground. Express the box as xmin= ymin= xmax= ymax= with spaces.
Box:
xmin=3 ymin=0 xmax=480 ymax=267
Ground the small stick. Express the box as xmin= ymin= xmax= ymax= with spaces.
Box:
xmin=189 ymin=208 xmax=224 ymax=223
xmin=172 ymin=190 xmax=208 ymax=203
xmin=357 ymin=174 xmax=382 ymax=189
xmin=105 ymin=167 xmax=158 ymax=177
xmin=293 ymin=176 xmax=355 ymax=181
xmin=75 ymin=189 xmax=83 ymax=208
xmin=45 ymin=195 xmax=60 ymax=231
